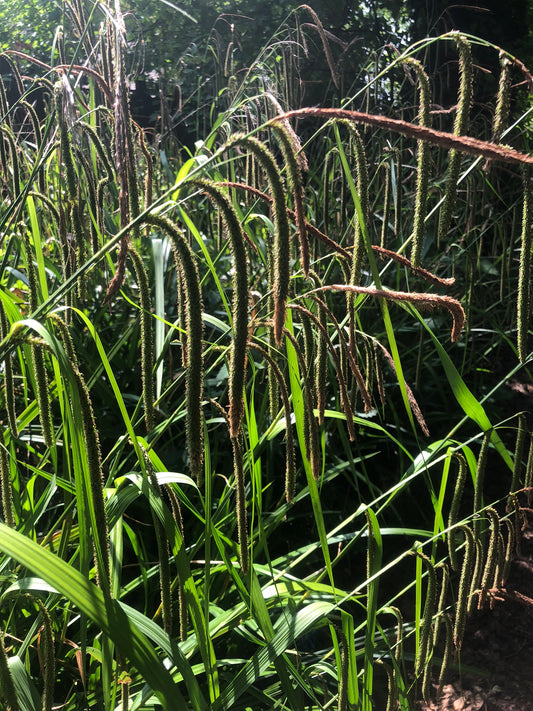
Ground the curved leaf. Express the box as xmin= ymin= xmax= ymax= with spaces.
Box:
xmin=0 ymin=523 xmax=183 ymax=709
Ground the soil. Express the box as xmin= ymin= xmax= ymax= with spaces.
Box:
xmin=418 ymin=506 xmax=533 ymax=711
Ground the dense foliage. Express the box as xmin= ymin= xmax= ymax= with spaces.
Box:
xmin=0 ymin=1 xmax=532 ymax=710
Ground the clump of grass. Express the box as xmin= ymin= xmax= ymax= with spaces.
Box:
xmin=0 ymin=6 xmax=530 ymax=711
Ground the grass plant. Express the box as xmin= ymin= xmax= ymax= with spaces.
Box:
xmin=0 ymin=3 xmax=532 ymax=710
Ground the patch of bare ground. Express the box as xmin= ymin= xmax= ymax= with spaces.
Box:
xmin=418 ymin=508 xmax=533 ymax=711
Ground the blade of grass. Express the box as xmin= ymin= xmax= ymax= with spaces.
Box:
xmin=285 ymin=309 xmax=335 ymax=593
xmin=151 ymin=237 xmax=166 ymax=400
xmin=417 ymin=313 xmax=513 ymax=470
xmin=341 ymin=609 xmax=360 ymax=708
xmin=7 ymin=655 xmax=40 ymax=711
xmin=212 ymin=601 xmax=334 ymax=711
xmin=363 ymin=509 xmax=382 ymax=711
xmin=0 ymin=522 xmax=183 ymax=708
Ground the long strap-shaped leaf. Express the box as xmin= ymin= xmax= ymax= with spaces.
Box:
xmin=418 ymin=315 xmax=513 ymax=470
xmin=0 ymin=523 xmax=183 ymax=709
xmin=285 ymin=310 xmax=336 ymax=592
xmin=212 ymin=601 xmax=334 ymax=711
xmin=334 ymin=125 xmax=417 ymax=435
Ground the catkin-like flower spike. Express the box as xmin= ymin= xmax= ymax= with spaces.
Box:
xmin=502 ymin=518 xmax=515 ymax=585
xmin=509 ymin=413 xmax=527 ymax=504
xmin=271 ymin=123 xmax=309 ymax=276
xmin=266 ymin=247 xmax=279 ymax=422
xmin=231 ymin=433 xmax=249 ymax=574
xmin=0 ymin=124 xmax=7 ymax=184
xmin=77 ymin=151 xmax=99 ymax=258
xmin=373 ymin=339 xmax=386 ymax=407
xmin=433 ymin=562 xmax=450 ymax=648
xmin=31 ymin=344 xmax=54 ymax=449
xmin=263 ymin=93 xmax=308 ymax=172
xmin=112 ymin=6 xmax=137 ymax=225
xmin=20 ymin=99 xmax=42 ymax=146
xmin=70 ymin=199 xmax=87 ymax=298
xmin=143 ymin=452 xmax=172 ymax=635
xmin=312 ymin=284 xmax=465 ymax=344
xmin=299 ymin=5 xmax=339 ymax=88
xmin=372 ymin=246 xmax=455 ymax=288
xmin=22 ymin=222 xmax=41 ymax=307
xmin=447 ymin=452 xmax=467 ymax=571
xmin=517 ymin=166 xmax=532 ymax=363
xmin=20 ymin=99 xmax=45 ymax=191
xmin=73 ymin=366 xmax=110 ymax=593
xmin=289 ymin=303 xmax=355 ymax=441
xmin=54 ymin=80 xmax=88 ymax=297
xmin=165 ymin=484 xmax=188 ymax=640
xmin=0 ymin=302 xmax=17 ymax=439
xmin=79 ymin=120 xmax=115 ymax=182
xmin=403 ymin=57 xmax=431 ymax=268
xmin=369 ymin=339 xmax=429 ymax=435
xmin=48 ymin=312 xmax=78 ymax=365
xmin=54 ymin=80 xmax=78 ymax=202
xmin=437 ymin=612 xmax=453 ymax=695
xmin=104 ymin=230 xmax=130 ymax=304
xmin=137 ymin=127 xmax=153 ymax=209
xmin=478 ymin=508 xmax=500 ymax=609
xmin=189 ymin=180 xmax=249 ymax=439
xmin=144 ymin=213 xmax=204 ymax=484
xmin=309 ymin=287 xmax=372 ymax=413
xmin=21 ymin=225 xmax=54 ymax=447
xmin=300 ymin=308 xmax=315 ymax=365
xmin=284 ymin=328 xmax=320 ymax=479
xmin=413 ymin=550 xmax=437 ymax=679
xmin=467 ymin=538 xmax=483 ymax=616
xmin=216 ymin=181 xmax=352 ymax=260
xmin=57 ymin=200 xmax=73 ymax=314
xmin=29 ymin=192 xmax=60 ymax=224
xmin=93 ymin=177 xmax=108 ymax=252
xmin=454 ymin=524 xmax=474 ymax=649
xmin=104 ymin=5 xmax=139 ymax=301
xmin=337 ymin=630 xmax=348 ymax=711
xmin=0 ymin=126 xmax=20 ymax=197
xmin=0 ymin=629 xmax=19 ymax=711
xmin=129 ymin=246 xmax=155 ymax=432
xmin=99 ymin=20 xmax=114 ymax=89
xmin=387 ymin=606 xmax=404 ymax=672
xmin=510 ymin=494 xmax=523 ymax=557
xmin=437 ymin=34 xmax=473 ymax=244
xmin=492 ymin=530 xmax=506 ymax=596
xmin=338 ymin=120 xmax=369 ymax=289
xmin=35 ymin=599 xmax=55 ymax=711
xmin=525 ymin=432 xmax=533 ymax=507
xmin=176 ymin=263 xmax=188 ymax=369
xmin=421 ymin=654 xmax=432 ymax=704
xmin=376 ymin=659 xmax=397 ymax=711
xmin=271 ymin=107 xmax=533 ymax=167
xmin=251 ymin=340 xmax=296 ymax=503
xmin=226 ymin=134 xmax=290 ymax=345
xmin=492 ymin=53 xmax=512 ymax=143
xmin=79 ymin=124 xmax=113 ymax=253
xmin=0 ymin=446 xmax=15 ymax=528
xmin=0 ymin=74 xmax=10 ymax=123
xmin=473 ymin=430 xmax=491 ymax=542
